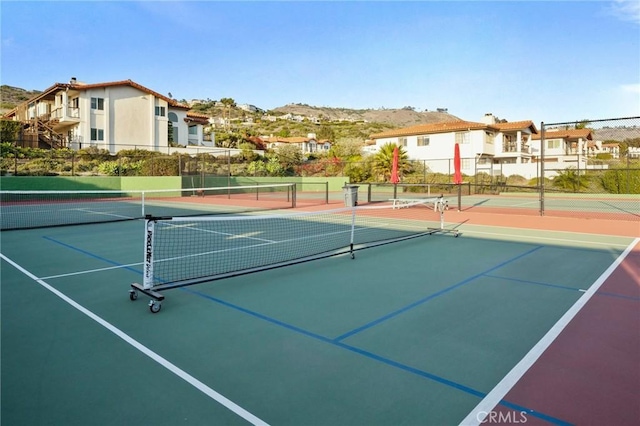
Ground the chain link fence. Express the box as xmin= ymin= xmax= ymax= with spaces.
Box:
xmin=3 ymin=116 xmax=638 ymax=220
xmin=540 ymin=116 xmax=640 ymax=220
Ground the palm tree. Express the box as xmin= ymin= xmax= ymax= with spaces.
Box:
xmin=372 ymin=143 xmax=409 ymax=182
xmin=552 ymin=168 xmax=589 ymax=192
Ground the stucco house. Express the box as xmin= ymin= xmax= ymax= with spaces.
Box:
xmin=262 ymin=133 xmax=331 ymax=154
xmin=3 ymin=78 xmax=211 ymax=153
xmin=601 ymin=142 xmax=620 ymax=158
xmin=369 ymin=114 xmax=539 ymax=179
xmin=529 ymin=128 xmax=598 ymax=172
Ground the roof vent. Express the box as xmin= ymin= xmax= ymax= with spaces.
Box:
xmin=70 ymin=77 xmax=77 ymax=84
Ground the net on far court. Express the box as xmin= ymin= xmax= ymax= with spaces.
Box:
xmin=130 ymin=196 xmax=458 ymax=313
xmin=0 ymin=184 xmax=296 ymax=230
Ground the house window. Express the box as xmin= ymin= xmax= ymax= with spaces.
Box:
xmin=91 ymin=97 xmax=104 ymax=110
xmin=188 ymin=126 xmax=197 ymax=135
xmin=155 ymin=106 xmax=166 ymax=117
xmin=485 ymin=132 xmax=494 ymax=144
xmin=90 ymin=128 xmax=104 ymax=141
xmin=546 ymin=139 xmax=561 ymax=149
xmin=398 ymin=137 xmax=407 ymax=147
xmin=455 ymin=132 xmax=470 ymax=144
xmin=417 ymin=136 xmax=430 ymax=146
xmin=461 ymin=159 xmax=471 ymax=169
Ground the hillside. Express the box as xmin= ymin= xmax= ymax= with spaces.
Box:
xmin=271 ymin=104 xmax=460 ymax=127
xmin=0 ymin=85 xmax=42 ymax=110
xmin=1 ymin=83 xmax=462 ymax=130
xmin=593 ymin=127 xmax=640 ymax=142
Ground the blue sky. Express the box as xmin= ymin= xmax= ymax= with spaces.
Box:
xmin=1 ymin=1 xmax=639 ymax=125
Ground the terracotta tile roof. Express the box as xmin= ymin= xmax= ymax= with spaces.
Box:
xmin=532 ymin=128 xmax=592 ymax=140
xmin=186 ymin=111 xmax=210 ymax=119
xmin=184 ymin=112 xmax=209 ymax=125
xmin=494 ymin=120 xmax=538 ymax=133
xmin=16 ymin=79 xmax=190 ymax=110
xmin=263 ymin=136 xmax=314 ymax=144
xmin=370 ymin=119 xmax=540 ymax=140
xmin=370 ymin=120 xmax=492 ymax=139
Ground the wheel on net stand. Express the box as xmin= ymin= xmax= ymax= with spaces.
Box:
xmin=148 ymin=300 xmax=162 ymax=313
xmin=129 ymin=289 xmax=138 ymax=301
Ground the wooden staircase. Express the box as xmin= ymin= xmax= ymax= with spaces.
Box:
xmin=22 ymin=118 xmax=66 ymax=149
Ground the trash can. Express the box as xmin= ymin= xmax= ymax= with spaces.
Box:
xmin=342 ymin=184 xmax=359 ymax=207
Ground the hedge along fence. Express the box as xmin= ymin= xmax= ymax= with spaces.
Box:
xmin=0 ymin=176 xmax=348 ymax=193
xmin=1 ymin=153 xmax=191 ymax=177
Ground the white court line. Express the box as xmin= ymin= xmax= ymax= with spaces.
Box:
xmin=458 ymin=237 xmax=639 ymax=426
xmin=164 ymin=222 xmax=277 ymax=243
xmin=76 ymin=208 xmax=137 ymax=220
xmin=40 ymin=262 xmax=143 ymax=280
xmin=458 ymin=228 xmax=632 ymax=248
xmin=0 ymin=253 xmax=270 ymax=426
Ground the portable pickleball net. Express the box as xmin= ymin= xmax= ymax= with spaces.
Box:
xmin=130 ymin=196 xmax=458 ymax=313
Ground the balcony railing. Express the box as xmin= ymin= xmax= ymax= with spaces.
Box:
xmin=51 ymin=106 xmax=80 ymax=120
xmin=502 ymin=143 xmax=530 ymax=153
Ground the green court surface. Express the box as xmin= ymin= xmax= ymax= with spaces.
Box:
xmin=1 ymin=215 xmax=635 ymax=425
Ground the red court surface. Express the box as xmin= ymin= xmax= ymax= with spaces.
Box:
xmin=445 ymin=207 xmax=638 ymax=425
xmin=481 ymin=242 xmax=639 ymax=425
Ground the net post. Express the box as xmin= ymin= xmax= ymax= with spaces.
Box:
xmin=349 ymin=206 xmax=356 ymax=258
xmin=141 ymin=191 xmax=146 ymax=217
xmin=142 ymin=215 xmax=155 ymax=290
xmin=292 ymin=183 xmax=297 ymax=208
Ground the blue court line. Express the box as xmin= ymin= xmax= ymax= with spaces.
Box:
xmin=42 ymin=236 xmax=142 ymax=275
xmin=484 ymin=274 xmax=584 ymax=293
xmin=39 ymin=235 xmax=569 ymax=425
xmin=185 ymin=286 xmax=571 ymax=425
xmin=595 ymin=291 xmax=640 ymax=302
xmin=486 ymin=274 xmax=640 ymax=302
xmin=333 ymin=245 xmax=544 ymax=342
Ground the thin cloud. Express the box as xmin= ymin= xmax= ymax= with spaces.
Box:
xmin=607 ymin=0 xmax=640 ymax=24
xmin=620 ymin=83 xmax=640 ymax=94
xmin=2 ymin=37 xmax=15 ymax=48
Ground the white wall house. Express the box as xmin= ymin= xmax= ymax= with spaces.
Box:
xmin=4 ymin=79 xmax=211 ymax=154
xmin=369 ymin=114 xmax=539 ymax=179
xmin=262 ymin=133 xmax=331 ymax=154
xmin=529 ymin=128 xmax=608 ymax=173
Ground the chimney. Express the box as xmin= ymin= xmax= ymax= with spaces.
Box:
xmin=70 ymin=77 xmax=77 ymax=84
xmin=482 ymin=113 xmax=496 ymax=125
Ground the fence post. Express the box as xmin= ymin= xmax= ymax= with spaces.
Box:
xmin=540 ymin=122 xmax=545 ymax=216
xmin=325 ymin=182 xmax=329 ymax=204
xmin=627 ymin=153 xmax=631 ymax=194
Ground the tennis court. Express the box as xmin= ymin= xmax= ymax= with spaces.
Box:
xmin=1 ymin=191 xmax=638 ymax=425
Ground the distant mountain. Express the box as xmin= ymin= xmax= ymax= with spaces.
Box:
xmin=271 ymin=103 xmax=461 ymax=127
xmin=1 ymin=84 xmax=462 ymax=128
xmin=593 ymin=127 xmax=640 ymax=142
xmin=0 ymin=85 xmax=42 ymax=109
